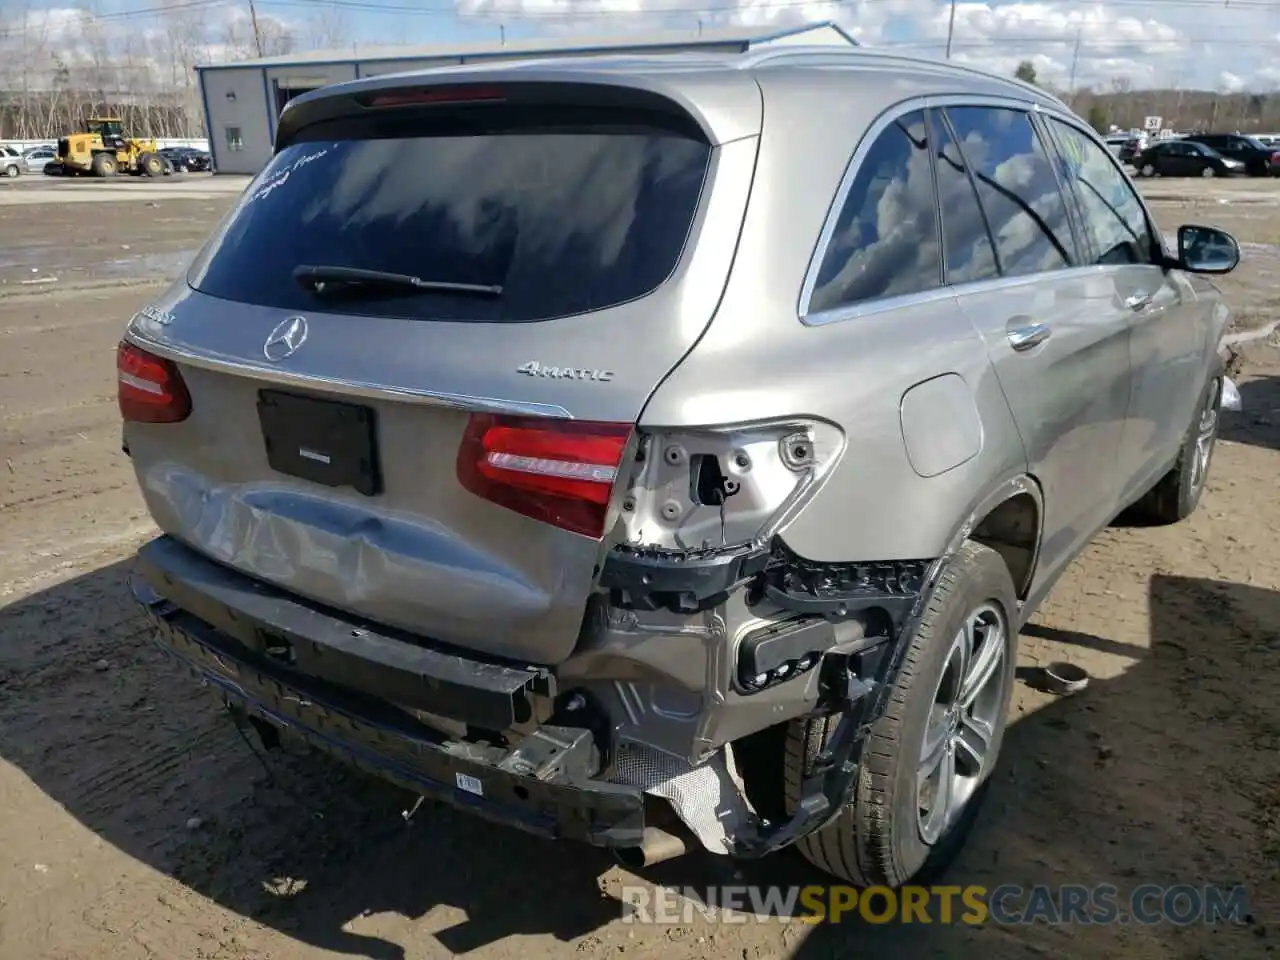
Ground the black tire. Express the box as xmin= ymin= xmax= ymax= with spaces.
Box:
xmin=91 ymin=152 xmax=117 ymax=177
xmin=1131 ymin=374 xmax=1222 ymax=524
xmin=784 ymin=541 xmax=1018 ymax=887
xmin=139 ymin=152 xmax=164 ymax=177
xmin=2 ymin=162 xmax=18 ymax=179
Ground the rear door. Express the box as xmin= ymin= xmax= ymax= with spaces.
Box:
xmin=1162 ymin=142 xmax=1193 ymax=176
xmin=121 ymin=77 xmax=761 ymax=664
xmin=1043 ymin=116 xmax=1209 ymax=499
xmin=940 ymin=102 xmax=1133 ymax=586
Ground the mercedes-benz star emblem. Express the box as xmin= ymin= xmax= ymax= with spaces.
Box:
xmin=263 ymin=316 xmax=308 ymax=362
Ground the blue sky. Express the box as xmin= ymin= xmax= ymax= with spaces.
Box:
xmin=9 ymin=0 xmax=1280 ymax=90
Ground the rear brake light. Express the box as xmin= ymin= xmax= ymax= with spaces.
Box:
xmin=117 ymin=340 xmax=191 ymax=423
xmin=365 ymin=86 xmax=505 ymax=108
xmin=457 ymin=414 xmax=631 ymax=538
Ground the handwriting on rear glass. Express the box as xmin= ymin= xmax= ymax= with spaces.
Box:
xmin=248 ymin=148 xmax=330 ymax=204
xmin=517 ymin=360 xmax=614 ymax=382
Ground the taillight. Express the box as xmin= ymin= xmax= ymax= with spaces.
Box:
xmin=457 ymin=414 xmax=631 ymax=539
xmin=116 ymin=340 xmax=191 ymax=423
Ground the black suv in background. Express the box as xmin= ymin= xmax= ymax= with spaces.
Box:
xmin=1181 ymin=133 xmax=1280 ymax=176
xmin=158 ymin=146 xmax=213 ymax=173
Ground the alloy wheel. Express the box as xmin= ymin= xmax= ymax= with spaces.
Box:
xmin=917 ymin=603 xmax=1008 ymax=845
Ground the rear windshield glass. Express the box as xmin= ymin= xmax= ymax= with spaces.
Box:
xmin=187 ymin=115 xmax=712 ymax=322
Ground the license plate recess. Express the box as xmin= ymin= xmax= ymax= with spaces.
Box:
xmin=256 ymin=389 xmax=382 ymax=496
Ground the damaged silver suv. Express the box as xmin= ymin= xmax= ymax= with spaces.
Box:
xmin=120 ymin=46 xmax=1240 ymax=887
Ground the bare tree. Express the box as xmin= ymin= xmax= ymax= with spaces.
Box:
xmin=305 ymin=1 xmax=351 ymax=52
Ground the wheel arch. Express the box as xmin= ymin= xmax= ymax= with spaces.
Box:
xmin=936 ymin=473 xmax=1044 ymax=604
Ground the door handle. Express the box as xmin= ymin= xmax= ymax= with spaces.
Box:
xmin=1125 ymin=292 xmax=1154 ymax=311
xmin=1007 ymin=322 xmax=1052 ymax=352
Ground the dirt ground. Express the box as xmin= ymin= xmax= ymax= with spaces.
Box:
xmin=2 ymin=176 xmax=1279 ymax=960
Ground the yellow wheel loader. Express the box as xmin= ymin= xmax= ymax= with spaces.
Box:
xmin=55 ymin=117 xmax=165 ymax=178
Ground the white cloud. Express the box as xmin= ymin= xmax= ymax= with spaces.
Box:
xmin=5 ymin=0 xmax=1280 ymax=93
xmin=0 ymin=3 xmax=299 ymax=90
xmin=1219 ymin=71 xmax=1246 ymax=94
xmin=452 ymin=0 xmax=1280 ymax=90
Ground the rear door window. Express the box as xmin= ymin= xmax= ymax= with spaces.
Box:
xmin=808 ymin=108 xmax=942 ymax=314
xmin=942 ymin=106 xmax=1078 ymax=278
xmin=187 ymin=110 xmax=712 ymax=323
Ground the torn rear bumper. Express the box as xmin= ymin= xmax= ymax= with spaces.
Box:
xmin=130 ymin=536 xmax=646 ymax=848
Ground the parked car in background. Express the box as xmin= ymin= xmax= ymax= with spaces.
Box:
xmin=159 ymin=146 xmax=213 ymax=172
xmin=1180 ymin=132 xmax=1280 ymax=176
xmin=1104 ymin=131 xmax=1147 ymax=164
xmin=1 ymin=146 xmax=20 ymax=178
xmin=23 ymin=146 xmax=57 ymax=174
xmin=1134 ymin=139 xmax=1244 ymax=178
xmin=120 ymin=47 xmax=1240 ymax=891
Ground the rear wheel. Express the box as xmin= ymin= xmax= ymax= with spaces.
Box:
xmin=91 ymin=152 xmax=118 ymax=177
xmin=1201 ymin=165 xmax=1216 ymax=178
xmin=139 ymin=152 xmax=164 ymax=177
xmin=1131 ymin=374 xmax=1221 ymax=524
xmin=783 ymin=541 xmax=1018 ymax=887
xmin=1140 ymin=163 xmax=1156 ymax=178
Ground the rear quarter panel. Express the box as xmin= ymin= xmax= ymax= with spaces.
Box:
xmin=639 ymin=68 xmax=1031 ymax=563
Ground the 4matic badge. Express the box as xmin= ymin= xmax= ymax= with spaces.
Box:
xmin=516 ymin=360 xmax=614 ymax=382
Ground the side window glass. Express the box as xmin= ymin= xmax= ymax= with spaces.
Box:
xmin=808 ymin=109 xmax=942 ymax=314
xmin=1046 ymin=117 xmax=1157 ymax=266
xmin=927 ymin=110 xmax=1000 ymax=284
xmin=943 ymin=106 xmax=1076 ymax=278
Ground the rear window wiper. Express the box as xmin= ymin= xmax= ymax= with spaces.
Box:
xmin=293 ymin=265 xmax=503 ymax=298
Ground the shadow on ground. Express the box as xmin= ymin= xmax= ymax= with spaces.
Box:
xmin=1223 ymin=374 xmax=1280 ymax=452
xmin=1 ymin=559 xmax=1277 ymax=958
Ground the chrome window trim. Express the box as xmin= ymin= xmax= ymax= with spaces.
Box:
xmin=122 ymin=329 xmax=575 ymax=420
xmin=798 ymin=262 xmax=1126 ymax=327
xmin=797 ymin=91 xmax=1108 ymax=329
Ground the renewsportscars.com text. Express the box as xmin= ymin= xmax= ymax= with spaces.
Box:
xmin=620 ymin=883 xmax=1251 ymax=926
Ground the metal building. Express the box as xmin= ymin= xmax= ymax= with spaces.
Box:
xmin=195 ymin=21 xmax=858 ymax=175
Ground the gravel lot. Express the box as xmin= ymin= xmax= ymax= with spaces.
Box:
xmin=2 ymin=174 xmax=1279 ymax=960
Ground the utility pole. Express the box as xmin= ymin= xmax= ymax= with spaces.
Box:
xmin=945 ymin=0 xmax=957 ymax=59
xmin=247 ymin=0 xmax=264 ymax=57
xmin=1068 ymin=28 xmax=1082 ymax=92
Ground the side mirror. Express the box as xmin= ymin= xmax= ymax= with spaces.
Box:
xmin=1175 ymin=225 xmax=1240 ymax=274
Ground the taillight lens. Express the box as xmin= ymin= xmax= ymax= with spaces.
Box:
xmin=117 ymin=340 xmax=191 ymax=423
xmin=457 ymin=414 xmax=631 ymax=538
